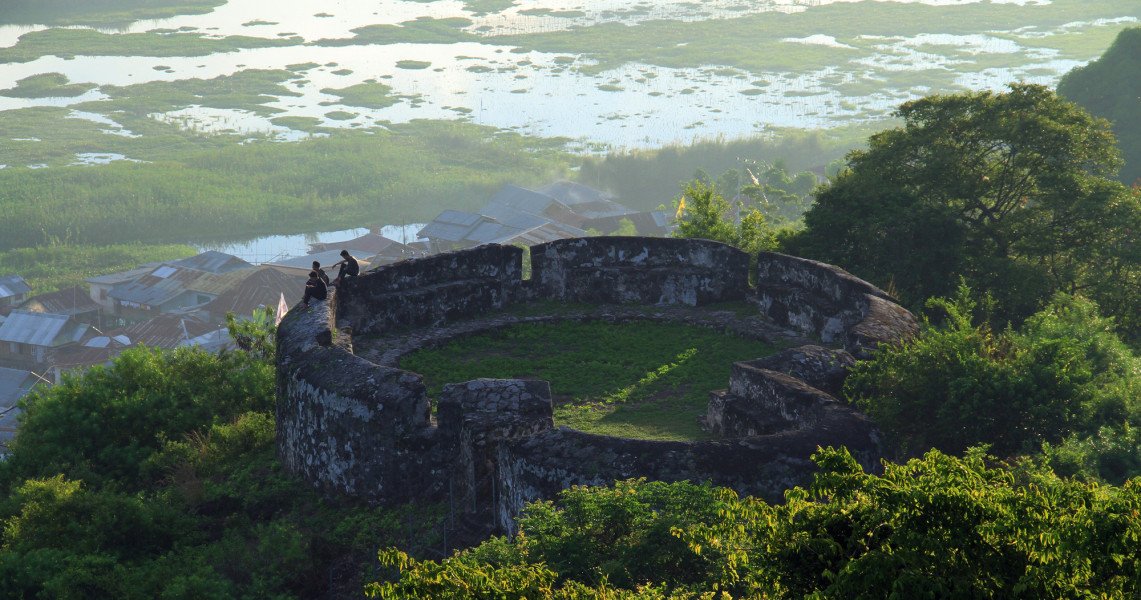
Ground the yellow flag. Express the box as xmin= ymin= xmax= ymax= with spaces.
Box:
xmin=675 ymin=196 xmax=686 ymax=220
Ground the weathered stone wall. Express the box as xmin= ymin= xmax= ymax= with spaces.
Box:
xmin=276 ymin=237 xmax=916 ymax=536
xmin=337 ymin=244 xmax=523 ymax=336
xmin=530 ymin=236 xmax=750 ymax=306
xmin=754 ymin=252 xmax=918 ymax=357
xmin=276 ymin=292 xmax=436 ymax=502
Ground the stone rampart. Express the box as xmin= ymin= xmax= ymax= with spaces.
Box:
xmin=530 ymin=236 xmax=750 ymax=306
xmin=276 ymin=237 xmax=917 ymax=535
xmin=755 ymin=252 xmax=917 ymax=357
xmin=337 ymin=244 xmax=523 ymax=336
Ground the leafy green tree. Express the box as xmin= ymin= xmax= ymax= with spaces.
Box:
xmin=2 ymin=346 xmax=273 ymax=489
xmin=786 ymin=84 xmax=1141 ymax=337
xmin=226 ymin=306 xmax=277 ymax=362
xmin=673 ymin=180 xmax=776 ymax=255
xmin=844 ymin=284 xmax=1140 ymax=458
xmin=368 ymin=449 xmax=1141 ymax=598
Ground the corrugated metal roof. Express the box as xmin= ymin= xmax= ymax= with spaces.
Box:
xmin=266 ymin=250 xmax=374 ymax=272
xmin=85 ymin=264 xmax=159 ymax=286
xmin=418 ymin=210 xmax=488 ymax=243
xmin=21 ymin=286 xmax=100 ymax=316
xmin=170 ymin=251 xmax=252 ymax=274
xmin=0 ymin=366 xmax=36 ymax=408
xmin=48 ymin=345 xmax=121 ymax=370
xmin=109 ymin=265 xmax=236 ymax=307
xmin=0 ymin=310 xmax=87 ymax=347
xmin=310 ymin=233 xmax=412 ymax=257
xmin=0 ymin=275 xmax=32 ymax=299
xmin=538 ymin=181 xmax=615 ymax=206
xmin=486 ymin=184 xmax=559 ymax=214
xmin=480 ymin=203 xmax=550 ymax=230
xmin=204 ymin=267 xmax=307 ymax=318
xmin=122 ymin=314 xmax=218 ymax=349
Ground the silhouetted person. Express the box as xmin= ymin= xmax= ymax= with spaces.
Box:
xmin=301 ymin=270 xmax=328 ymax=308
xmin=330 ymin=250 xmax=359 ymax=287
xmin=312 ymin=260 xmax=329 ymax=286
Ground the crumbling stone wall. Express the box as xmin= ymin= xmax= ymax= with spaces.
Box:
xmin=337 ymin=244 xmax=523 ymax=336
xmin=530 ymin=236 xmax=749 ymax=306
xmin=755 ymin=252 xmax=918 ymax=357
xmin=276 ymin=237 xmax=917 ymax=534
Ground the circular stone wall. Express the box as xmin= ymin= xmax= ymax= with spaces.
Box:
xmin=276 ymin=237 xmax=918 ymax=534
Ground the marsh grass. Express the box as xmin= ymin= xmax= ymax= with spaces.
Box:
xmin=320 ymin=81 xmax=401 ymax=109
xmin=1 ymin=73 xmax=97 ymax=98
xmin=400 ymin=320 xmax=777 ymax=441
xmin=0 ymin=120 xmax=575 ymax=250
xmin=0 ymin=0 xmax=223 ymax=27
xmin=0 ymin=243 xmax=196 ymax=294
xmin=0 ymin=28 xmax=301 ymax=64
xmin=83 ymin=69 xmax=304 ymax=117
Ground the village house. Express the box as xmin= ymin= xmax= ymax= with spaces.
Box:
xmin=0 ymin=275 xmax=32 ymax=310
xmin=105 ymin=252 xmax=252 ymax=322
xmin=0 ymin=310 xmax=90 ymax=370
xmin=0 ymin=366 xmax=39 ymax=453
xmin=307 ymin=232 xmax=418 ymax=264
xmin=417 ymin=209 xmax=585 ymax=253
xmin=18 ymin=285 xmax=102 ymax=325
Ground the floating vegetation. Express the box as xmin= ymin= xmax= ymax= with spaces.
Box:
xmin=396 ymin=60 xmax=432 ymax=70
xmin=0 ymin=73 xmax=96 ymax=98
xmin=0 ymin=27 xmax=301 ymax=64
xmin=325 ymin=110 xmax=357 ymax=121
xmin=331 ymin=69 xmax=354 ymax=75
xmin=319 ymin=81 xmax=401 ymax=109
xmin=597 ymin=83 xmax=624 ymax=92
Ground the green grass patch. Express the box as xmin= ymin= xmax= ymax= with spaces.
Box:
xmin=268 ymin=116 xmax=325 ymax=132
xmin=485 ymin=0 xmax=1139 ymax=77
xmin=0 ymin=0 xmax=224 ymax=27
xmin=464 ymin=0 xmax=516 ymax=16
xmin=320 ymin=81 xmax=400 ymax=109
xmin=324 ymin=110 xmax=357 ymax=121
xmin=0 ymin=27 xmax=302 ymax=64
xmin=396 ymin=60 xmax=432 ymax=70
xmin=0 ymin=120 xmax=575 ymax=249
xmin=1 ymin=73 xmax=97 ymax=98
xmin=400 ymin=320 xmax=777 ymax=441
xmin=320 ymin=17 xmax=475 ymax=47
xmin=0 ymin=243 xmax=196 ymax=294
xmin=79 ymin=68 xmax=303 ymax=118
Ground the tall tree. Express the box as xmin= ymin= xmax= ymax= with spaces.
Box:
xmin=786 ymin=84 xmax=1141 ymax=338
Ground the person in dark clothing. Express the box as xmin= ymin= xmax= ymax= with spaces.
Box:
xmin=312 ymin=260 xmax=330 ymax=286
xmin=330 ymin=250 xmax=360 ymax=287
xmin=301 ymin=270 xmax=328 ymax=308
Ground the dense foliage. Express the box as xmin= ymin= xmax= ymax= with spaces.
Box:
xmin=368 ymin=449 xmax=1141 ymax=599
xmin=1059 ymin=26 xmax=1141 ymax=187
xmin=0 ymin=342 xmax=444 ymax=598
xmin=786 ymin=84 xmax=1141 ymax=341
xmin=845 ymin=285 xmax=1141 ymax=476
xmin=672 ymin=181 xmax=778 ymax=256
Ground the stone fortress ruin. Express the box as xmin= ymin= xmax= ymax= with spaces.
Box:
xmin=276 ymin=237 xmax=918 ymax=533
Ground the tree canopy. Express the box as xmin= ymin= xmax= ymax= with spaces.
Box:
xmin=368 ymin=449 xmax=1141 ymax=599
xmin=786 ymin=84 xmax=1141 ymax=340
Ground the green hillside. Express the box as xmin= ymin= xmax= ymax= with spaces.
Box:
xmin=1058 ymin=27 xmax=1141 ymax=186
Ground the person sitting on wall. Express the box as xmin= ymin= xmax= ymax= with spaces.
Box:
xmin=301 ymin=270 xmax=328 ymax=309
xmin=312 ymin=260 xmax=330 ymax=286
xmin=329 ymin=249 xmax=360 ymax=287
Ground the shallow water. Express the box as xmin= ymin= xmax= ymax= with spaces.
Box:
xmin=0 ymin=0 xmax=1135 ymax=150
xmin=194 ymin=223 xmax=425 ymax=264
